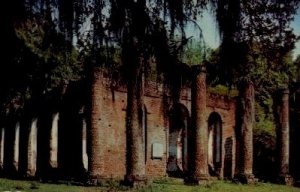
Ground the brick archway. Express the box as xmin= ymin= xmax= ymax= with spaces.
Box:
xmin=167 ymin=103 xmax=190 ymax=177
xmin=208 ymin=112 xmax=222 ymax=177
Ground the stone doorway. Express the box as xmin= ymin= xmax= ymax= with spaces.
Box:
xmin=167 ymin=104 xmax=189 ymax=177
xmin=208 ymin=112 xmax=222 ymax=177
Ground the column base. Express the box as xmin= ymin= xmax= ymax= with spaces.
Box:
xmin=277 ymin=174 xmax=294 ymax=186
xmin=184 ymin=174 xmax=211 ymax=185
xmin=26 ymin=169 xmax=37 ymax=178
xmin=49 ymin=161 xmax=58 ymax=168
xmin=87 ymin=176 xmax=112 ymax=186
xmin=124 ymin=174 xmax=148 ymax=188
xmin=87 ymin=174 xmax=102 ymax=186
xmin=234 ymin=173 xmax=256 ymax=184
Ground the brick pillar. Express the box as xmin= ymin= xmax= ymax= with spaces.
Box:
xmin=49 ymin=113 xmax=58 ymax=168
xmin=125 ymin=72 xmax=146 ymax=187
xmin=88 ymin=67 xmax=105 ymax=184
xmin=277 ymin=89 xmax=294 ymax=185
xmin=236 ymin=81 xmax=255 ymax=184
xmin=0 ymin=127 xmax=4 ymax=170
xmin=188 ymin=66 xmax=210 ymax=184
xmin=27 ymin=118 xmax=38 ymax=177
xmin=13 ymin=122 xmax=20 ymax=171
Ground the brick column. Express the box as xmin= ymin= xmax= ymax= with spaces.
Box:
xmin=27 ymin=118 xmax=38 ymax=177
xmin=277 ymin=89 xmax=293 ymax=185
xmin=188 ymin=66 xmax=209 ymax=184
xmin=125 ymin=72 xmax=146 ymax=187
xmin=88 ymin=67 xmax=105 ymax=184
xmin=236 ymin=81 xmax=255 ymax=184
xmin=49 ymin=113 xmax=59 ymax=169
xmin=0 ymin=127 xmax=4 ymax=170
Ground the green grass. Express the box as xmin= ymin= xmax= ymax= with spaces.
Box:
xmin=0 ymin=178 xmax=300 ymax=192
xmin=146 ymin=178 xmax=300 ymax=192
xmin=0 ymin=179 xmax=102 ymax=192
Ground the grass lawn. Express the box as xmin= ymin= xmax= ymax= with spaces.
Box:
xmin=0 ymin=178 xmax=300 ymax=192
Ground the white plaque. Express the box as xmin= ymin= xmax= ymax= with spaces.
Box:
xmin=152 ymin=143 xmax=163 ymax=159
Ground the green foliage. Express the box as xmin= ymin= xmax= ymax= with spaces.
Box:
xmin=216 ymin=0 xmax=299 ymax=86
xmin=15 ymin=19 xmax=83 ymax=89
xmin=249 ymin=45 xmax=297 ymax=94
xmin=253 ymin=100 xmax=277 ymax=181
xmin=181 ymin=40 xmax=212 ymax=66
xmin=208 ymin=84 xmax=238 ymax=97
xmin=207 ymin=43 xmax=297 ymax=93
xmin=254 ymin=101 xmax=275 ymax=137
xmin=0 ymin=18 xmax=85 ymax=114
xmin=2 ymin=0 xmax=299 ymax=128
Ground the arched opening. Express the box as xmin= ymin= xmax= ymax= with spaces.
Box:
xmin=208 ymin=112 xmax=222 ymax=176
xmin=167 ymin=103 xmax=189 ymax=177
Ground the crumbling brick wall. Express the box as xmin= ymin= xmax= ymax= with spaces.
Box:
xmin=94 ymin=81 xmax=236 ymax=179
xmin=0 ymin=80 xmax=237 ymax=180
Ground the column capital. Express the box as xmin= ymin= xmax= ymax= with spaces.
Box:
xmin=239 ymin=80 xmax=254 ymax=91
xmin=282 ymin=88 xmax=289 ymax=95
xmin=191 ymin=65 xmax=207 ymax=76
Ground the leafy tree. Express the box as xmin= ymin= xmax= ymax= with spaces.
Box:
xmin=217 ymin=0 xmax=299 ymax=85
xmin=181 ymin=39 xmax=212 ymax=66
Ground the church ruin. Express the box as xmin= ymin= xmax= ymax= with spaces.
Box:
xmin=0 ymin=66 xmax=296 ymax=185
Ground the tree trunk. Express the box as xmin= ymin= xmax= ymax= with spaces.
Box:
xmin=125 ymin=68 xmax=146 ymax=187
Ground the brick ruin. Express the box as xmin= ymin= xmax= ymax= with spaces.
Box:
xmin=0 ymin=68 xmax=296 ymax=185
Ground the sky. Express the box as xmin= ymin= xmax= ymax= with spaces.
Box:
xmin=291 ymin=8 xmax=300 ymax=60
xmin=191 ymin=7 xmax=300 ymax=60
xmin=185 ymin=10 xmax=220 ymax=49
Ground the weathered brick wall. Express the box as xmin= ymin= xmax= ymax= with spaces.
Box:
xmin=96 ymin=81 xmax=167 ymax=179
xmin=144 ymin=94 xmax=168 ymax=178
xmin=94 ymin=80 xmax=127 ymax=179
xmin=96 ymin=81 xmax=237 ymax=179
xmin=0 ymin=79 xmax=237 ymax=181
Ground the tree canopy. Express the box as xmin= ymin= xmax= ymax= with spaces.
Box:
xmin=1 ymin=0 xmax=300 ymax=115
